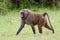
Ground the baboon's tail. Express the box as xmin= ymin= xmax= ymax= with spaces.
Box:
xmin=43 ymin=12 xmax=52 ymax=28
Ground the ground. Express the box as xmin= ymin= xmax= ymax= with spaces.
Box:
xmin=0 ymin=8 xmax=60 ymax=40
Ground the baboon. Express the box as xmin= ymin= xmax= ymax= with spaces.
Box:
xmin=16 ymin=9 xmax=54 ymax=35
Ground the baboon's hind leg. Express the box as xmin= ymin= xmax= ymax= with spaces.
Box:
xmin=44 ymin=23 xmax=54 ymax=33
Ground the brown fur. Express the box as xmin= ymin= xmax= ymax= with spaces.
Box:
xmin=16 ymin=9 xmax=54 ymax=35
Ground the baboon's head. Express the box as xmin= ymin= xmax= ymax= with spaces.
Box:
xmin=20 ymin=9 xmax=30 ymax=19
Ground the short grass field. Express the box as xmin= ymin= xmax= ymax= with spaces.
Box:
xmin=0 ymin=8 xmax=60 ymax=40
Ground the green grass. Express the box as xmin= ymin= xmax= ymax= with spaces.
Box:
xmin=0 ymin=8 xmax=60 ymax=40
